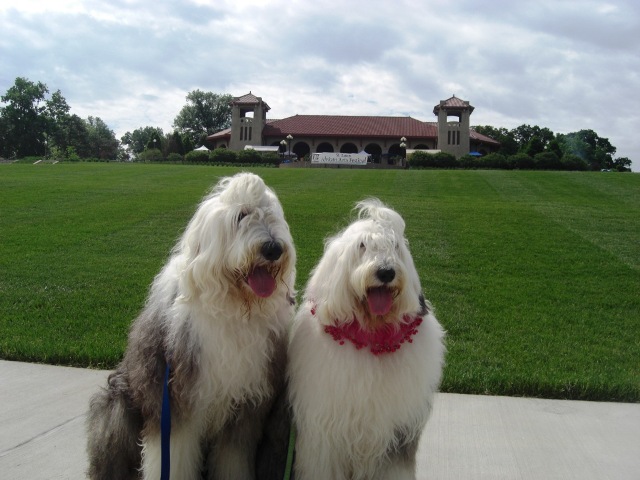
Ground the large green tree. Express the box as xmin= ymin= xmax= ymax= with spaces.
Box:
xmin=1 ymin=77 xmax=120 ymax=160
xmin=0 ymin=77 xmax=49 ymax=157
xmin=61 ymin=114 xmax=91 ymax=158
xmin=44 ymin=89 xmax=76 ymax=154
xmin=85 ymin=116 xmax=119 ymax=160
xmin=557 ymin=129 xmax=616 ymax=170
xmin=173 ymin=91 xmax=232 ymax=146
xmin=474 ymin=123 xmax=629 ymax=171
xmin=513 ymin=125 xmax=554 ymax=156
xmin=42 ymin=90 xmax=94 ymax=160
xmin=473 ymin=124 xmax=553 ymax=157
xmin=165 ymin=130 xmax=186 ymax=156
xmin=121 ymin=126 xmax=164 ymax=155
xmin=611 ymin=156 xmax=632 ymax=172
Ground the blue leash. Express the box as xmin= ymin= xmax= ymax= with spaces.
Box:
xmin=284 ymin=422 xmax=296 ymax=480
xmin=161 ymin=362 xmax=171 ymax=480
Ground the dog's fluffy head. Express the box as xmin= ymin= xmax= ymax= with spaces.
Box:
xmin=176 ymin=172 xmax=295 ymax=308
xmin=305 ymin=198 xmax=426 ymax=328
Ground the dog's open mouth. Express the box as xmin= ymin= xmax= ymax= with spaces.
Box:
xmin=366 ymin=286 xmax=394 ymax=316
xmin=247 ymin=266 xmax=277 ymax=298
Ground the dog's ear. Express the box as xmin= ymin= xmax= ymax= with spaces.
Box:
xmin=418 ymin=293 xmax=429 ymax=316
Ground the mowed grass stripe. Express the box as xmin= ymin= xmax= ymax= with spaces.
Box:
xmin=1 ymin=164 xmax=638 ymax=401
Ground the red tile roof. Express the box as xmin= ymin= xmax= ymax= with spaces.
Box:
xmin=208 ymin=127 xmax=231 ymax=139
xmin=433 ymin=96 xmax=474 ymax=114
xmin=207 ymin=111 xmax=500 ymax=147
xmin=231 ymin=92 xmax=270 ymax=111
xmin=470 ymin=129 xmax=500 ymax=145
xmin=263 ymin=115 xmax=438 ymax=139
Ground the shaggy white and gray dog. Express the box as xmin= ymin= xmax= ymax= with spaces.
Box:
xmin=288 ymin=199 xmax=445 ymax=480
xmin=87 ymin=172 xmax=296 ymax=480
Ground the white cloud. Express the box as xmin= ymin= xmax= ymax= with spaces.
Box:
xmin=1 ymin=0 xmax=638 ymax=168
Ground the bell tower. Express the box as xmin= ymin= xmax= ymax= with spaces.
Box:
xmin=434 ymin=96 xmax=474 ymax=158
xmin=229 ymin=92 xmax=270 ymax=151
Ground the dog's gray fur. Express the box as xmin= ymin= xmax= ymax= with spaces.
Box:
xmin=86 ymin=173 xmax=295 ymax=479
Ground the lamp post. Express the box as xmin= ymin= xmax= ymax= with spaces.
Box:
xmin=400 ymin=137 xmax=407 ymax=166
xmin=286 ymin=134 xmax=293 ymax=160
xmin=280 ymin=140 xmax=287 ymax=158
xmin=153 ymin=138 xmax=157 ymax=150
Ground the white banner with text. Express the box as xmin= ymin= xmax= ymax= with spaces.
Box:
xmin=311 ymin=152 xmax=369 ymax=165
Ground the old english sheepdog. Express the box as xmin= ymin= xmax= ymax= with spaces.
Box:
xmin=288 ymin=199 xmax=445 ymax=480
xmin=86 ymin=172 xmax=296 ymax=480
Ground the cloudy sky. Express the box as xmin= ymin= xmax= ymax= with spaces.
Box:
xmin=1 ymin=0 xmax=638 ymax=168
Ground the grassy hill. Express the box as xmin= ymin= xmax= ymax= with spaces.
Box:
xmin=1 ymin=164 xmax=638 ymax=402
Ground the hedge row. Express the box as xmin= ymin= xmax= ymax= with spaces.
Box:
xmin=184 ymin=149 xmax=281 ymax=166
xmin=408 ymin=151 xmax=600 ymax=171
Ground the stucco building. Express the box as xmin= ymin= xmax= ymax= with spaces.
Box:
xmin=206 ymin=92 xmax=499 ymax=162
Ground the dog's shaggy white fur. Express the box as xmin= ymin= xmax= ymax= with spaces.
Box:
xmin=288 ymin=199 xmax=445 ymax=480
xmin=87 ymin=172 xmax=296 ymax=480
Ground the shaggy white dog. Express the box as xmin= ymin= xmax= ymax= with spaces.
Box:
xmin=288 ymin=199 xmax=445 ymax=480
xmin=87 ymin=172 xmax=296 ymax=480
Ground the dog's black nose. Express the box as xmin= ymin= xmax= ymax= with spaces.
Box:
xmin=376 ymin=267 xmax=396 ymax=284
xmin=261 ymin=241 xmax=283 ymax=262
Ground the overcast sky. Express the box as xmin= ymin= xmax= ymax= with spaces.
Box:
xmin=1 ymin=0 xmax=638 ymax=168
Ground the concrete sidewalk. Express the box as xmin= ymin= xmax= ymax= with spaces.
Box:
xmin=1 ymin=360 xmax=638 ymax=479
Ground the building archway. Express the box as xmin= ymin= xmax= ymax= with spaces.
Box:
xmin=340 ymin=142 xmax=358 ymax=153
xmin=388 ymin=143 xmax=403 ymax=165
xmin=414 ymin=143 xmax=430 ymax=150
xmin=364 ymin=143 xmax=382 ymax=163
xmin=293 ymin=142 xmax=310 ymax=159
xmin=316 ymin=142 xmax=334 ymax=153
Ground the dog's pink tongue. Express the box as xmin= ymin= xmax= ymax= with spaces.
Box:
xmin=367 ymin=287 xmax=393 ymax=316
xmin=247 ymin=266 xmax=276 ymax=298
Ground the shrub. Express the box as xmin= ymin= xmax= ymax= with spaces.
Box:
xmin=534 ymin=151 xmax=561 ymax=170
xmin=431 ymin=152 xmax=458 ymax=168
xmin=510 ymin=153 xmax=535 ymax=170
xmin=209 ymin=148 xmax=237 ymax=164
xmin=407 ymin=152 xmax=427 ymax=167
xmin=166 ymin=153 xmax=183 ymax=164
xmin=458 ymin=154 xmax=479 ymax=169
xmin=560 ymin=154 xmax=588 ymax=171
xmin=237 ymin=149 xmax=262 ymax=164
xmin=184 ymin=150 xmax=210 ymax=164
xmin=408 ymin=151 xmax=457 ymax=168
xmin=480 ymin=152 xmax=510 ymax=169
xmin=137 ymin=148 xmax=164 ymax=163
xmin=65 ymin=146 xmax=82 ymax=162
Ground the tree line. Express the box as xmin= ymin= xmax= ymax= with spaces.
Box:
xmin=471 ymin=125 xmax=631 ymax=172
xmin=0 ymin=77 xmax=232 ymax=162
xmin=121 ymin=91 xmax=233 ymax=161
xmin=1 ymin=77 xmax=633 ymax=170
xmin=0 ymin=78 xmax=120 ymax=161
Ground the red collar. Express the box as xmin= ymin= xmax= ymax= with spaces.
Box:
xmin=312 ymin=306 xmax=423 ymax=356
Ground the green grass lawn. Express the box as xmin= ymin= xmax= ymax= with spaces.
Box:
xmin=1 ymin=163 xmax=638 ymax=402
